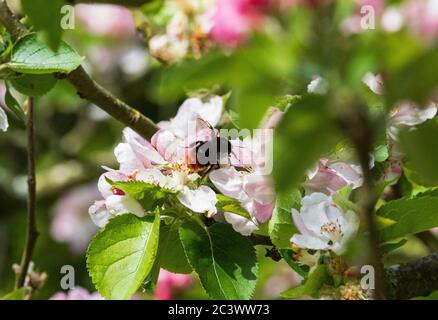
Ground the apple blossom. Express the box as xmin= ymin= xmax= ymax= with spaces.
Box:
xmin=388 ymin=102 xmax=438 ymax=141
xmin=155 ymin=269 xmax=193 ymax=300
xmin=209 ymin=166 xmax=275 ymax=235
xmin=0 ymin=106 xmax=8 ymax=132
xmin=291 ymin=192 xmax=360 ymax=255
xmin=362 ymin=72 xmax=383 ymax=95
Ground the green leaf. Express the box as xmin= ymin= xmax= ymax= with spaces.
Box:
xmin=179 ymin=221 xmax=258 ymax=300
xmin=216 ymin=194 xmax=251 ymax=220
xmin=273 ymin=95 xmax=340 ymax=192
xmin=385 ymin=45 xmax=438 ymax=106
xmin=268 ymin=189 xmax=301 ymax=249
xmin=280 ymin=249 xmax=309 ymax=278
xmin=107 ymin=179 xmax=172 ymax=211
xmin=158 ymin=223 xmax=192 ymax=274
xmin=399 ymin=119 xmax=438 ymax=187
xmin=4 ymin=83 xmax=25 ymax=121
xmin=1 ymin=288 xmax=27 ymax=300
xmin=281 ymin=264 xmax=329 ymax=299
xmin=86 ymin=213 xmax=160 ymax=300
xmin=380 ymin=239 xmax=408 ymax=254
xmin=21 ymin=0 xmax=65 ymax=51
xmin=377 ymin=196 xmax=438 ymax=242
xmin=11 ymin=74 xmax=57 ymax=97
xmin=7 ymin=34 xmax=82 ymax=74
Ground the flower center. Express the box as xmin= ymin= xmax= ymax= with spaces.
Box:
xmin=320 ymin=221 xmax=342 ymax=244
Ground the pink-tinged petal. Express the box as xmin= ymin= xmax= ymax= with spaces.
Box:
xmin=292 ymin=208 xmax=311 ymax=236
xmin=123 ymin=127 xmax=166 ymax=166
xmin=177 ymin=186 xmax=218 ymax=215
xmin=136 ymin=168 xmax=167 ymax=186
xmin=251 ymin=200 xmax=274 ymax=223
xmin=304 ymin=161 xmax=348 ymax=195
xmin=209 ymin=167 xmax=247 ymax=201
xmin=50 ymin=287 xmax=104 ymax=300
xmin=88 ymin=200 xmax=110 ymax=228
xmin=290 ymin=234 xmax=328 ymax=250
xmin=114 ymin=143 xmax=145 ymax=172
xmin=97 ymin=170 xmax=128 ymax=198
xmin=224 ymin=212 xmax=258 ymax=236
xmin=243 ymin=173 xmax=275 ymax=205
xmin=362 ymin=72 xmax=384 ymax=95
xmin=329 ymin=162 xmax=363 ymax=189
xmin=49 ymin=292 xmax=68 ymax=300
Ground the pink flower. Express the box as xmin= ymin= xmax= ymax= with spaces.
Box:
xmin=155 ymin=270 xmax=193 ymax=300
xmin=76 ymin=4 xmax=135 ymax=38
xmin=362 ymin=72 xmax=384 ymax=95
xmin=404 ymin=0 xmax=438 ymax=40
xmin=50 ymin=287 xmax=103 ymax=300
xmin=210 ymin=0 xmax=270 ymax=47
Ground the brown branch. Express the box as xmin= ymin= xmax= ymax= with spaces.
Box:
xmin=340 ymin=104 xmax=386 ymax=300
xmin=0 ymin=0 xmax=159 ymax=140
xmin=386 ymin=252 xmax=438 ymax=300
xmin=16 ymin=98 xmax=39 ymax=289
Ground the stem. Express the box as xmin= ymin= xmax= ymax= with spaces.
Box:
xmin=0 ymin=0 xmax=159 ymax=140
xmin=340 ymin=104 xmax=386 ymax=300
xmin=65 ymin=67 xmax=158 ymax=139
xmin=16 ymin=98 xmax=39 ymax=289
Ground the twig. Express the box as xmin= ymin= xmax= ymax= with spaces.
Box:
xmin=0 ymin=0 xmax=159 ymax=140
xmin=386 ymin=251 xmax=438 ymax=299
xmin=16 ymin=98 xmax=39 ymax=289
xmin=340 ymin=104 xmax=386 ymax=300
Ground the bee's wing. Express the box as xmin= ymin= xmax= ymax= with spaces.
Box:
xmin=196 ymin=117 xmax=217 ymax=140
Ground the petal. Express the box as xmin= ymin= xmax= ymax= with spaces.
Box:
xmin=105 ymin=194 xmax=145 ymax=218
xmin=88 ymin=200 xmax=111 ymax=228
xmin=243 ymin=173 xmax=275 ymax=205
xmin=290 ymin=234 xmax=328 ymax=251
xmin=196 ymin=96 xmax=223 ymax=127
xmin=177 ymin=186 xmax=218 ymax=215
xmin=98 ymin=169 xmax=128 ymax=198
xmin=114 ymin=143 xmax=145 ymax=172
xmin=0 ymin=106 xmax=8 ymax=132
xmin=136 ymin=168 xmax=167 ymax=187
xmin=251 ymin=200 xmax=274 ymax=223
xmin=224 ymin=212 xmax=258 ymax=236
xmin=209 ymin=167 xmax=247 ymax=201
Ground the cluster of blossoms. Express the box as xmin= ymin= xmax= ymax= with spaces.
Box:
xmin=88 ymin=94 xmax=275 ymax=237
xmin=146 ymin=0 xmax=319 ymax=64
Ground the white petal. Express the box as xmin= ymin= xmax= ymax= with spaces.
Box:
xmin=197 ymin=96 xmax=223 ymax=127
xmin=0 ymin=107 xmax=9 ymax=132
xmin=114 ymin=143 xmax=144 ymax=172
xmin=223 ymin=212 xmax=258 ymax=236
xmin=177 ymin=186 xmax=218 ymax=215
xmin=307 ymin=76 xmax=328 ymax=95
xmin=290 ymin=234 xmax=328 ymax=250
xmin=88 ymin=200 xmax=111 ymax=228
xmin=105 ymin=195 xmax=144 ymax=218
xmin=97 ymin=170 xmax=128 ymax=198
xmin=136 ymin=168 xmax=166 ymax=187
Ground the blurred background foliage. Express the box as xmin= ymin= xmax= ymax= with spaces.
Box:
xmin=1 ymin=0 xmax=438 ymax=299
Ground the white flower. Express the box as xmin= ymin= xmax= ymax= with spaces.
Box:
xmin=307 ymin=76 xmax=328 ymax=95
xmin=290 ymin=193 xmax=359 ymax=255
xmin=88 ymin=194 xmax=145 ymax=228
xmin=177 ymin=185 xmax=218 ymax=216
xmin=0 ymin=106 xmax=9 ymax=132
xmin=388 ymin=102 xmax=437 ymax=140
